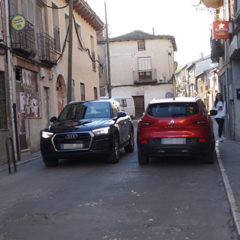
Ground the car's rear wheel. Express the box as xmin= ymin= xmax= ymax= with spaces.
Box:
xmin=204 ymin=150 xmax=216 ymax=164
xmin=43 ymin=156 xmax=59 ymax=167
xmin=138 ymin=148 xmax=149 ymax=165
xmin=124 ymin=131 xmax=134 ymax=153
xmin=107 ymin=135 xmax=120 ymax=164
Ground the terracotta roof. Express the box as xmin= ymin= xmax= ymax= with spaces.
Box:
xmin=110 ymin=30 xmax=177 ymax=51
xmin=70 ymin=0 xmax=104 ymax=31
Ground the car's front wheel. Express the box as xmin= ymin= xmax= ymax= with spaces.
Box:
xmin=138 ymin=148 xmax=149 ymax=165
xmin=107 ymin=135 xmax=120 ymax=164
xmin=124 ymin=131 xmax=134 ymax=153
xmin=43 ymin=156 xmax=59 ymax=167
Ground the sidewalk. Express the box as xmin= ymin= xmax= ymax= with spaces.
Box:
xmin=0 ymin=151 xmax=41 ymax=173
xmin=217 ymin=139 xmax=240 ymax=237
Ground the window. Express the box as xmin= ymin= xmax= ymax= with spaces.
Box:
xmin=9 ymin=0 xmax=18 ymax=16
xmin=138 ymin=40 xmax=145 ymax=51
xmin=65 ymin=14 xmax=69 ymax=40
xmin=90 ymin=36 xmax=96 ymax=71
xmin=148 ymin=102 xmax=199 ymax=118
xmin=76 ymin=24 xmax=81 ymax=48
xmin=22 ymin=0 xmax=35 ymax=24
xmin=138 ymin=57 xmax=152 ymax=71
xmin=120 ymin=99 xmax=127 ymax=107
xmin=0 ymin=72 xmax=7 ymax=129
xmin=80 ymin=83 xmax=85 ymax=101
xmin=0 ymin=5 xmax=3 ymax=41
xmin=94 ymin=87 xmax=98 ymax=100
xmin=139 ymin=72 xmax=152 ymax=80
xmin=138 ymin=57 xmax=152 ymax=80
xmin=36 ymin=4 xmax=44 ymax=34
xmin=52 ymin=3 xmax=60 ymax=51
xmin=72 ymin=79 xmax=75 ymax=101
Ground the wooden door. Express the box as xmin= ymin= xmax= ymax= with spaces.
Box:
xmin=133 ymin=96 xmax=144 ymax=119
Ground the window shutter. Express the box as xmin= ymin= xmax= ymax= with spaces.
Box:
xmin=138 ymin=58 xmax=152 ymax=71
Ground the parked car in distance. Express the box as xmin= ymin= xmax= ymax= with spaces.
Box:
xmin=137 ymin=97 xmax=215 ymax=165
xmin=40 ymin=100 xmax=134 ymax=167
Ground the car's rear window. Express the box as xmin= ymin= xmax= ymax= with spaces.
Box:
xmin=148 ymin=102 xmax=199 ymax=118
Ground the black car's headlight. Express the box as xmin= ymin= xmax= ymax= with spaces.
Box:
xmin=41 ymin=131 xmax=54 ymax=139
xmin=92 ymin=127 xmax=110 ymax=135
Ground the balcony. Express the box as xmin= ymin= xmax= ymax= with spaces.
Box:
xmin=201 ymin=0 xmax=223 ymax=9
xmin=133 ymin=69 xmax=157 ymax=85
xmin=11 ymin=20 xmax=36 ymax=58
xmin=38 ymin=32 xmax=57 ymax=67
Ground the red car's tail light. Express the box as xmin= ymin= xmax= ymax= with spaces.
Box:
xmin=199 ymin=138 xmax=207 ymax=142
xmin=140 ymin=139 xmax=148 ymax=144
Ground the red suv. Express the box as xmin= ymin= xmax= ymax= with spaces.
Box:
xmin=137 ymin=97 xmax=215 ymax=164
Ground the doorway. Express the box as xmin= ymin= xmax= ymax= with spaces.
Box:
xmin=133 ymin=95 xmax=144 ymax=119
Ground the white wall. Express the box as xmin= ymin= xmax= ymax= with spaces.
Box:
xmin=110 ymin=39 xmax=174 ymax=86
xmin=112 ymin=84 xmax=173 ymax=111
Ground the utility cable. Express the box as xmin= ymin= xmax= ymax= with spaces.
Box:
xmin=55 ymin=26 xmax=69 ymax=64
xmin=72 ymin=14 xmax=103 ymax=68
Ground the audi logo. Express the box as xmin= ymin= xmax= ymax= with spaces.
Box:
xmin=65 ymin=134 xmax=78 ymax=140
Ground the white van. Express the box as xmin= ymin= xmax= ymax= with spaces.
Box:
xmin=112 ymin=97 xmax=135 ymax=118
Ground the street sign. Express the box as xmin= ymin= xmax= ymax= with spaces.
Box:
xmin=213 ymin=21 xmax=229 ymax=39
xmin=165 ymin=92 xmax=173 ymax=98
xmin=11 ymin=15 xmax=26 ymax=31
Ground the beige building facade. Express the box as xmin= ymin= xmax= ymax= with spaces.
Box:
xmin=0 ymin=0 xmax=103 ymax=164
xmin=109 ymin=31 xmax=177 ymax=118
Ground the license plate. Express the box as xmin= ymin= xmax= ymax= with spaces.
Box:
xmin=61 ymin=143 xmax=84 ymax=149
xmin=161 ymin=138 xmax=186 ymax=144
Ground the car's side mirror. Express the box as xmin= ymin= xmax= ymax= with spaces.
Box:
xmin=117 ymin=111 xmax=127 ymax=119
xmin=50 ymin=116 xmax=57 ymax=123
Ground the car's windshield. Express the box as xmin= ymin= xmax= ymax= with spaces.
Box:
xmin=58 ymin=102 xmax=111 ymax=121
xmin=148 ymin=102 xmax=199 ymax=118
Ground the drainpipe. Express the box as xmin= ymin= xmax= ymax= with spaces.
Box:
xmin=224 ymin=0 xmax=231 ymax=138
xmin=5 ymin=0 xmax=17 ymax=159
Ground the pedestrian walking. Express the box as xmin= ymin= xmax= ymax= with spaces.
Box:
xmin=212 ymin=93 xmax=226 ymax=142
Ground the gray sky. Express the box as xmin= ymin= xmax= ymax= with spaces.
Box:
xmin=86 ymin=0 xmax=214 ymax=66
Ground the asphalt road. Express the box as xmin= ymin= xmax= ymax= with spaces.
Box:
xmin=0 ymin=129 xmax=238 ymax=239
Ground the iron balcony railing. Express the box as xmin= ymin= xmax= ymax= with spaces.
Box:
xmin=133 ymin=69 xmax=157 ymax=85
xmin=11 ymin=20 xmax=36 ymax=57
xmin=38 ymin=32 xmax=57 ymax=66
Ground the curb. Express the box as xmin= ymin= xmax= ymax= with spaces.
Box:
xmin=0 ymin=153 xmax=41 ymax=174
xmin=216 ymin=141 xmax=240 ymax=238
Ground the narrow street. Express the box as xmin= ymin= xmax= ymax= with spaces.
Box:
xmin=0 ymin=123 xmax=237 ymax=240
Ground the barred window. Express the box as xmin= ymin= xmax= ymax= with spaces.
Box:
xmin=0 ymin=72 xmax=7 ymax=129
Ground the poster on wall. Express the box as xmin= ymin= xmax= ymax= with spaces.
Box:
xmin=22 ymin=69 xmax=39 ymax=118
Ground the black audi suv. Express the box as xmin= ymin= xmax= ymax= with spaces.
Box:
xmin=40 ymin=100 xmax=134 ymax=167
